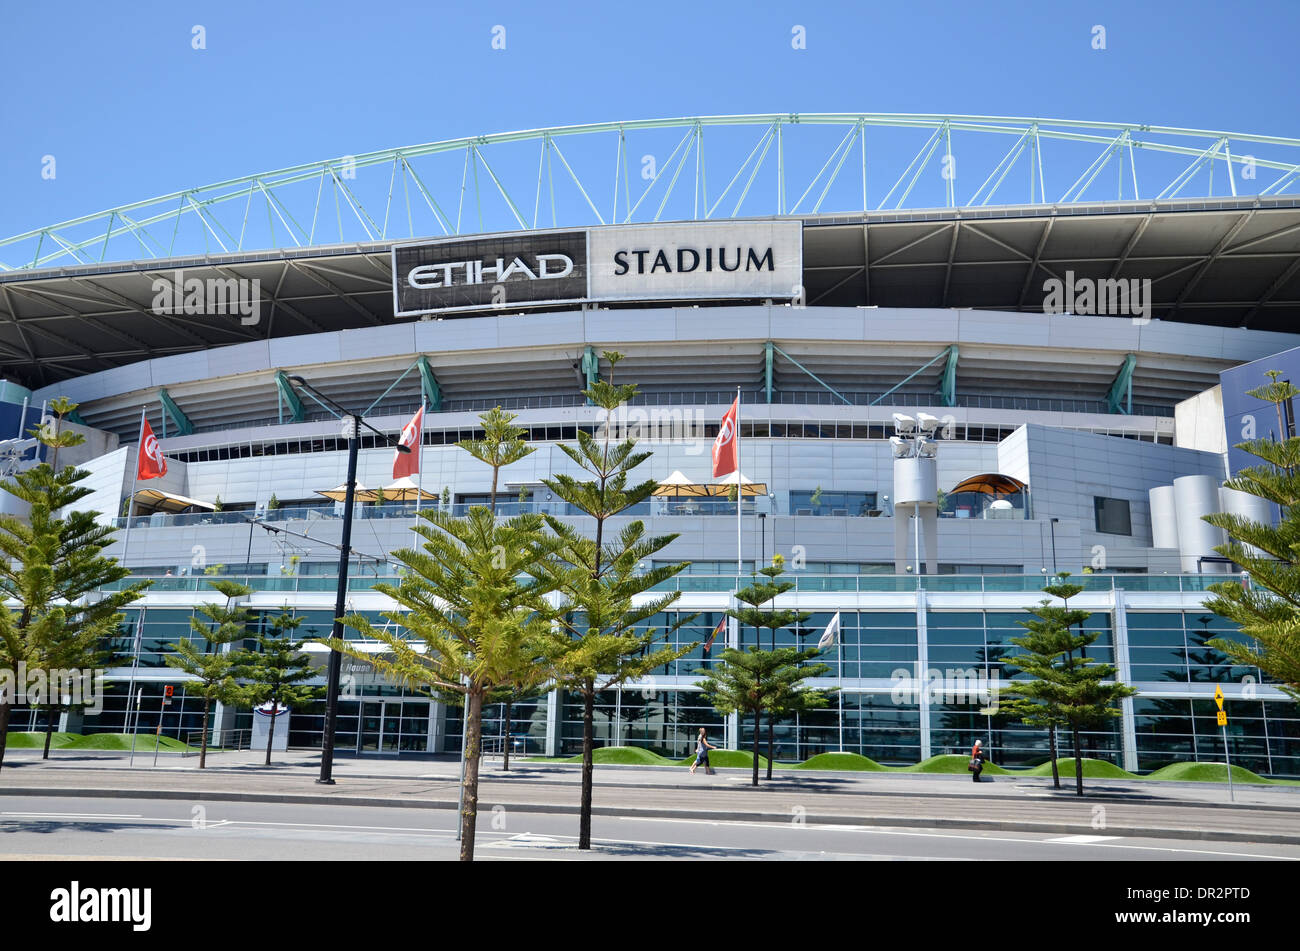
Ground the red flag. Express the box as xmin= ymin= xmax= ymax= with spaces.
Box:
xmin=393 ymin=406 xmax=424 ymax=479
xmin=705 ymin=615 xmax=727 ymax=651
xmin=711 ymin=397 xmax=738 ymax=478
xmin=137 ymin=418 xmax=167 ymax=480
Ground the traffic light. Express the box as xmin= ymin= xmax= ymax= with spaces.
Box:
xmin=164 ymin=685 xmax=174 ymax=698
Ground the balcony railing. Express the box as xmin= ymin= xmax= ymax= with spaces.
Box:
xmin=111 ymin=497 xmax=780 ymax=529
xmin=104 ymin=571 xmax=1242 ymax=596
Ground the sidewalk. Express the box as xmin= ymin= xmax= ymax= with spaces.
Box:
xmin=2 ymin=748 xmax=1297 ymax=845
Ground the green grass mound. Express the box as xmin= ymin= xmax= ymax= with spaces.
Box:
xmin=674 ymin=749 xmax=771 ymax=769
xmin=1025 ymin=757 xmax=1138 ymax=779
xmin=1145 ymin=762 xmax=1272 ymax=785
xmin=3 ymin=731 xmax=79 ymax=749
xmin=548 ymin=746 xmax=674 ymax=766
xmin=899 ymin=754 xmax=1016 ymax=775
xmin=794 ymin=752 xmax=887 ymax=771
xmin=64 ymin=733 xmax=190 ymax=752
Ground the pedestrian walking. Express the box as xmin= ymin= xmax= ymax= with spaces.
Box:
xmin=691 ymin=727 xmax=717 ymax=775
xmin=968 ymin=739 xmax=987 ymax=783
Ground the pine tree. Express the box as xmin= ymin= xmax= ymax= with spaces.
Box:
xmin=328 ymin=507 xmax=560 ymax=861
xmin=1000 ymin=576 xmax=1135 ymax=795
xmin=0 ymin=403 xmax=147 ymax=771
xmin=164 ymin=580 xmax=254 ymax=768
xmin=537 ymin=351 xmax=694 ymax=850
xmin=723 ymin=555 xmax=818 ymax=780
xmin=995 ymin=604 xmax=1074 ymax=789
xmin=457 ymin=406 xmax=536 ymax=513
xmin=1201 ymin=371 xmax=1300 ymax=702
xmin=234 ymin=609 xmax=326 ymax=766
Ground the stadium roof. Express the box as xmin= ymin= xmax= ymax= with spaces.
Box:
xmin=1 ymin=197 xmax=1298 ymax=388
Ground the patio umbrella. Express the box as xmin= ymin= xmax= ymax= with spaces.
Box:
xmin=378 ymin=476 xmax=437 ymax=502
xmin=707 ymin=471 xmax=769 ymax=497
xmin=651 ymin=470 xmax=713 ymax=498
xmin=316 ymin=481 xmax=376 ymax=502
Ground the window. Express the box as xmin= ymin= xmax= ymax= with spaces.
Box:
xmin=1094 ymin=496 xmax=1132 ymax=535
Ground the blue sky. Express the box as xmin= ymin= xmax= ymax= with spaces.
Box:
xmin=2 ymin=0 xmax=1297 ymax=240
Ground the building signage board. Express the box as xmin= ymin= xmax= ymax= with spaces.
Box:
xmin=392 ymin=230 xmax=588 ymax=317
xmin=391 ymin=220 xmax=802 ymax=317
xmin=588 ymin=220 xmax=802 ymax=303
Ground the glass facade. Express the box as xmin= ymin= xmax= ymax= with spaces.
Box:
xmin=28 ymin=590 xmax=1296 ymax=777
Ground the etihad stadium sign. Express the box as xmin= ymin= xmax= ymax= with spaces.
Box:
xmin=391 ymin=220 xmax=801 ymax=317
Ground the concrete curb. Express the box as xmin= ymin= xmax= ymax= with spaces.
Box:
xmin=3 ymin=785 xmax=1296 ymax=847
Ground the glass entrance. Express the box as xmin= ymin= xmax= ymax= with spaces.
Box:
xmin=358 ymin=700 xmax=430 ymax=753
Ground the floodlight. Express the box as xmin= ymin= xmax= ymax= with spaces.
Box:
xmin=916 ymin=436 xmax=937 ymax=458
xmin=892 ymin=413 xmax=916 ymax=435
xmin=890 ymin=436 xmax=912 ymax=459
xmin=916 ymin=413 xmax=941 ymax=435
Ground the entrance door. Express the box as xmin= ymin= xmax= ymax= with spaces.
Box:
xmin=359 ymin=700 xmax=430 ymax=753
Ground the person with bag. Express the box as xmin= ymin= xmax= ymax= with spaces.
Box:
xmin=691 ymin=727 xmax=717 ymax=775
xmin=968 ymin=739 xmax=987 ymax=782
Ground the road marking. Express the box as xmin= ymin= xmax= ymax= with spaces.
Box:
xmin=611 ymin=816 xmax=1299 ymax=859
xmin=1047 ymin=834 xmax=1119 ymax=843
xmin=2 ymin=812 xmax=143 ymax=819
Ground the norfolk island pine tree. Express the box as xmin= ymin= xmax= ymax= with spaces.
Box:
xmin=32 ymin=397 xmax=103 ymax=757
xmin=234 ymin=608 xmax=326 ymax=766
xmin=327 ymin=506 xmax=562 ymax=862
xmin=992 ymin=587 xmax=1079 ymax=790
xmin=457 ymin=404 xmax=544 ymax=771
xmin=536 ymin=351 xmax=695 ymax=850
xmin=163 ymin=580 xmax=255 ymax=768
xmin=697 ymin=644 xmax=833 ymax=785
xmin=1201 ymin=372 xmax=1300 ymax=704
xmin=1000 ymin=576 xmax=1135 ymax=795
xmin=0 ymin=400 xmax=148 ymax=772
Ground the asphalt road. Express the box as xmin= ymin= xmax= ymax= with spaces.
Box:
xmin=3 ymin=795 xmax=1297 ymax=861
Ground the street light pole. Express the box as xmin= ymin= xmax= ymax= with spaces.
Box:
xmin=286 ymin=376 xmax=410 ymax=787
xmin=1049 ymin=517 xmax=1059 ymax=575
xmin=318 ymin=414 xmax=360 ymax=785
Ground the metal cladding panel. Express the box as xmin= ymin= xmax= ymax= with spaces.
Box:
xmin=1220 ymin=343 xmax=1300 ymax=476
xmin=1172 ymin=474 xmax=1226 ymax=572
xmin=893 ymin=456 xmax=938 ymax=505
xmin=1148 ymin=484 xmax=1179 ymax=550
xmin=392 ymin=231 xmax=588 ymax=316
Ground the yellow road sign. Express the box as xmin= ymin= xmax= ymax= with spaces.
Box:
xmin=1214 ymin=685 xmax=1224 ymax=710
xmin=1217 ymin=710 xmax=1228 ymax=727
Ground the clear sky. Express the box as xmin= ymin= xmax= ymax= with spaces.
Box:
xmin=2 ymin=0 xmax=1297 ymax=239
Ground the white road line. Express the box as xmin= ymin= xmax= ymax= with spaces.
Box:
xmin=1047 ymin=834 xmax=1120 ymax=843
xmin=2 ymin=812 xmax=143 ymax=819
xmin=611 ymin=816 xmax=1299 ymax=859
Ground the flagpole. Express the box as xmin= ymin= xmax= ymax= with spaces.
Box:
xmin=735 ymin=386 xmax=742 ymax=576
xmin=838 ymin=634 xmax=844 ymax=753
xmin=127 ymin=608 xmax=144 ymax=767
xmin=415 ymin=399 xmax=425 ymax=518
xmin=119 ymin=407 xmax=146 ymax=567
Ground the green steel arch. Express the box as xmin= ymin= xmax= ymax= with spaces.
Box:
xmin=4 ymin=112 xmax=1299 ymax=272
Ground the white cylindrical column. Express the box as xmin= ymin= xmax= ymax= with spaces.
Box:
xmin=1219 ymin=486 xmax=1273 ymax=558
xmin=893 ymin=457 xmax=937 ymax=506
xmin=1148 ymin=485 xmax=1179 ymax=549
xmin=1173 ymin=474 xmax=1227 ymax=573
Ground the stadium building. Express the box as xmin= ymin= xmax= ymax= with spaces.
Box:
xmin=2 ymin=114 xmax=1299 ymax=774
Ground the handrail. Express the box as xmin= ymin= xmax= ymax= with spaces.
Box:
xmin=106 ymin=571 xmax=1243 ymax=596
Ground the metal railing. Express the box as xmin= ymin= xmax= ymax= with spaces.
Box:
xmin=180 ymin=728 xmax=251 ymax=756
xmin=106 ymin=572 xmax=1240 ymax=596
xmin=111 ymin=497 xmax=780 ymax=530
